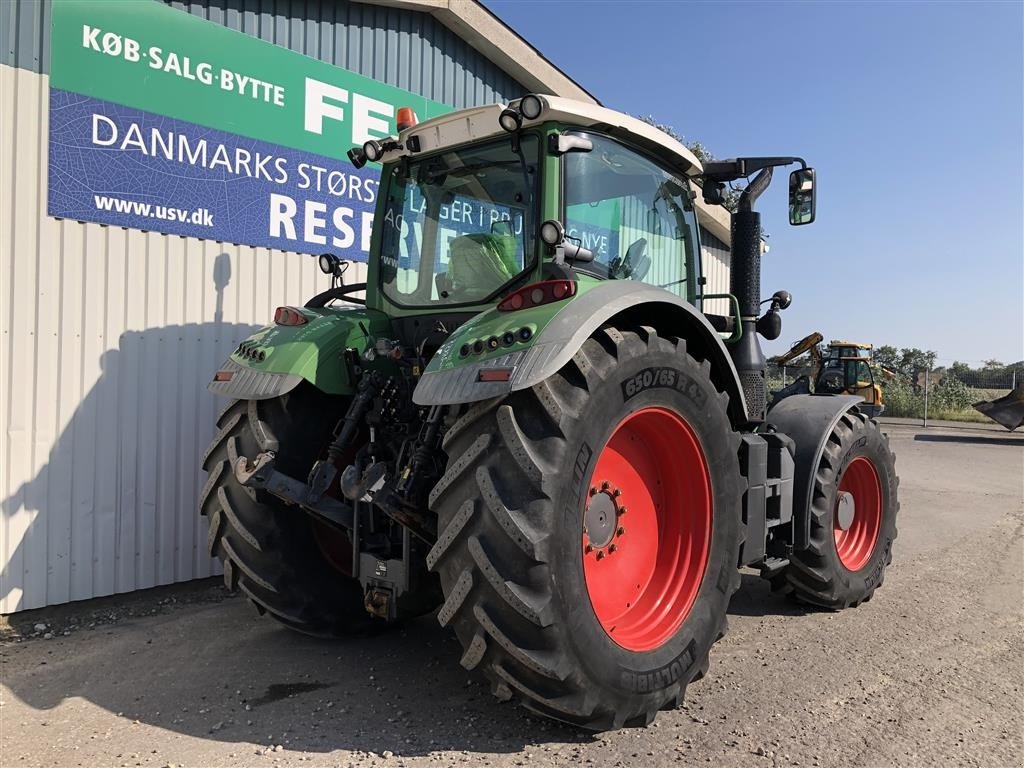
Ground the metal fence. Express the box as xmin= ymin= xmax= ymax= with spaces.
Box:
xmin=766 ymin=360 xmax=1020 ymax=426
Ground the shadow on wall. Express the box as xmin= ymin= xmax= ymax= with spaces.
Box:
xmin=1 ymin=253 xmax=260 ymax=612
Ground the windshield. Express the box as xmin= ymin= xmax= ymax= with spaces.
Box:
xmin=379 ymin=135 xmax=539 ymax=307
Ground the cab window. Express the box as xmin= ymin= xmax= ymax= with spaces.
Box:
xmin=563 ymin=132 xmax=700 ymax=299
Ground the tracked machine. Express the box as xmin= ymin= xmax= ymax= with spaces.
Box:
xmin=200 ymin=95 xmax=899 ymax=729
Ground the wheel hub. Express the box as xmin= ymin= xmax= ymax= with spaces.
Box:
xmin=584 ymin=483 xmax=625 ymax=552
xmin=835 ymin=491 xmax=856 ymax=531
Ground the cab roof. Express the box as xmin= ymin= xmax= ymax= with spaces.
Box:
xmin=830 ymin=341 xmax=874 ymax=349
xmin=392 ymin=95 xmax=705 ymax=178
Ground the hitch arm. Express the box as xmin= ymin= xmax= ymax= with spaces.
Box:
xmin=234 ymin=452 xmax=355 ymax=532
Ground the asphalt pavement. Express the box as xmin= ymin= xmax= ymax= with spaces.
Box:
xmin=2 ymin=421 xmax=1021 ymax=768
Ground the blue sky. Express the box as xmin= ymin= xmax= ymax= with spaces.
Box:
xmin=485 ymin=0 xmax=1024 ymax=365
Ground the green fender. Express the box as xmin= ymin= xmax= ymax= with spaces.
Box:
xmin=207 ymin=306 xmax=390 ymax=400
xmin=413 ymin=281 xmax=749 ymax=426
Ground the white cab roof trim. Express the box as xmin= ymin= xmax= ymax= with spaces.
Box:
xmin=539 ymin=96 xmax=705 ymax=175
xmin=392 ymin=95 xmax=704 ymax=176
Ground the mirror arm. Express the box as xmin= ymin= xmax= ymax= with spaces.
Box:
xmin=701 ymin=156 xmax=804 ymax=184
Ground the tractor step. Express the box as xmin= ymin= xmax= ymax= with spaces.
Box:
xmin=759 ymin=556 xmax=790 ymax=579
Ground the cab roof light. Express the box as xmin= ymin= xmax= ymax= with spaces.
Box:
xmin=499 ymin=107 xmax=523 ymax=133
xmin=274 ymin=306 xmax=308 ymax=326
xmin=519 ymin=94 xmax=545 ymax=120
xmin=497 ymin=280 xmax=576 ymax=312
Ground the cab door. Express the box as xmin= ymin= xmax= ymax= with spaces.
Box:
xmin=561 ymin=132 xmax=702 ymax=304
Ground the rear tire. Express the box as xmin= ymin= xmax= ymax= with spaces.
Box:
xmin=772 ymin=409 xmax=898 ymax=608
xmin=428 ymin=326 xmax=744 ymax=729
xmin=199 ymin=388 xmax=380 ymax=637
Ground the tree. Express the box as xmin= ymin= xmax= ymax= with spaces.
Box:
xmin=949 ymin=361 xmax=971 ymax=378
xmin=897 ymin=348 xmax=937 ymax=378
xmin=635 ymin=115 xmax=742 ymax=212
xmin=873 ymin=345 xmax=901 ymax=372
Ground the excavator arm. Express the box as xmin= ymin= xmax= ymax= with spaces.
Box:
xmin=769 ymin=331 xmax=824 ymax=379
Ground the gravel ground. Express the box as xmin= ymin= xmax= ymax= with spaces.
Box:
xmin=2 ymin=421 xmax=1022 ymax=768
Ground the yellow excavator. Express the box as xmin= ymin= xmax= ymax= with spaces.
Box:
xmin=769 ymin=333 xmax=886 ymax=417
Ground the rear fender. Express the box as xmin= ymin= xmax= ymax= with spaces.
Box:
xmin=765 ymin=393 xmax=863 ymax=549
xmin=208 ymin=306 xmax=389 ymax=400
xmin=413 ymin=281 xmax=748 ymax=426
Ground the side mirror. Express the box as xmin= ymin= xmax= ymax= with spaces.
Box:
xmin=788 ymin=167 xmax=816 ymax=225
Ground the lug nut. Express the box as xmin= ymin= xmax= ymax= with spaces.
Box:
xmin=596 ymin=551 xmax=606 ymax=560
xmin=601 ymin=480 xmax=610 ymax=491
xmin=618 ymin=506 xmax=627 ymax=516
xmin=612 ymin=488 xmax=621 ymax=498
xmin=584 ymin=544 xmax=593 ymax=554
xmin=589 ymin=487 xmax=598 ymax=497
xmin=608 ymin=544 xmax=617 ymax=553
xmin=617 ymin=526 xmax=625 ymax=536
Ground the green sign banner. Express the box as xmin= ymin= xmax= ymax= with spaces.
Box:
xmin=48 ymin=0 xmax=454 ymax=255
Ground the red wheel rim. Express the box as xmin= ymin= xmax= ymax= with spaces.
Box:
xmin=833 ymin=456 xmax=882 ymax=571
xmin=313 ymin=521 xmax=353 ymax=576
xmin=582 ymin=407 xmax=712 ymax=652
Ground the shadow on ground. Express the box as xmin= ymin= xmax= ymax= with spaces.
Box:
xmin=1 ymin=586 xmax=590 ymax=756
xmin=727 ymin=571 xmax=808 ymax=618
xmin=0 ymin=570 xmax=812 ymax=756
xmin=913 ymin=434 xmax=1023 ymax=447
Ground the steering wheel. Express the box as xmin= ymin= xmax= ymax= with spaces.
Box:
xmin=610 ymin=238 xmax=649 ymax=280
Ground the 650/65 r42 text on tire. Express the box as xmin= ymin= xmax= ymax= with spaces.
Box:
xmin=773 ymin=409 xmax=898 ymax=609
xmin=427 ymin=325 xmax=745 ymax=729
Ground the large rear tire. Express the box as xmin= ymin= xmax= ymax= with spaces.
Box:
xmin=428 ymin=326 xmax=744 ymax=729
xmin=772 ymin=409 xmax=898 ymax=608
xmin=199 ymin=388 xmax=380 ymax=637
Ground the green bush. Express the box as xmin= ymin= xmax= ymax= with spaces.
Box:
xmin=932 ymin=376 xmax=973 ymax=411
xmin=880 ymin=378 xmax=921 ymax=418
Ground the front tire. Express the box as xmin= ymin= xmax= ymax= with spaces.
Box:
xmin=427 ymin=326 xmax=744 ymax=729
xmin=772 ymin=409 xmax=898 ymax=608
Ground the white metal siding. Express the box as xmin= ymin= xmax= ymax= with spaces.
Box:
xmin=700 ymin=226 xmax=732 ymax=316
xmin=0 ymin=63 xmax=369 ymax=612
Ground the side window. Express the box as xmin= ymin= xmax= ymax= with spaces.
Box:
xmin=564 ymin=133 xmax=698 ymax=298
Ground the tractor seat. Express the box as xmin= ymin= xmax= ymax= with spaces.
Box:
xmin=447 ymin=233 xmax=519 ymax=297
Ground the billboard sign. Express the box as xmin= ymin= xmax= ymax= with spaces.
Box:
xmin=48 ymin=0 xmax=451 ymax=258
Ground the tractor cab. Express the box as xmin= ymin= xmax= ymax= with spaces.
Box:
xmin=817 ymin=341 xmax=884 ymax=415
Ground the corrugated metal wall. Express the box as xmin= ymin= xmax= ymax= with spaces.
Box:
xmin=700 ymin=226 xmax=732 ymax=316
xmin=4 ymin=0 xmax=524 ymax=106
xmin=1 ymin=0 xmax=527 ymax=613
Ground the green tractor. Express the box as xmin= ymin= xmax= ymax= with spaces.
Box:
xmin=200 ymin=95 xmax=898 ymax=729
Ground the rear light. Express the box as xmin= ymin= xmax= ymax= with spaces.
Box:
xmin=274 ymin=306 xmax=308 ymax=326
xmin=497 ymin=280 xmax=576 ymax=312
xmin=478 ymin=368 xmax=514 ymax=383
xmin=213 ymin=371 xmax=234 ymax=382
xmin=396 ymin=106 xmax=418 ymax=131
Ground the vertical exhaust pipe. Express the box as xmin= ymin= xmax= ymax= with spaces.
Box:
xmin=729 ymin=168 xmax=773 ymax=422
